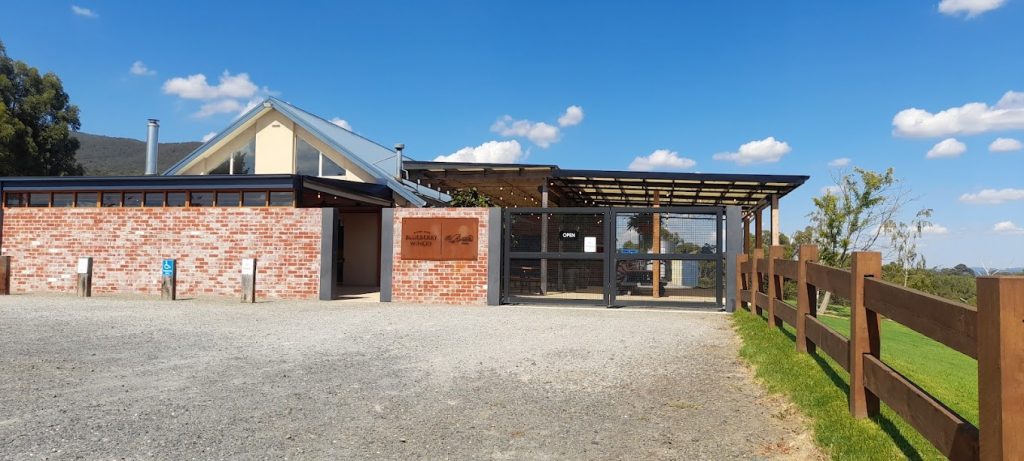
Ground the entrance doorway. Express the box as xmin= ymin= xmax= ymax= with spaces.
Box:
xmin=333 ymin=210 xmax=381 ymax=301
xmin=502 ymin=207 xmax=724 ymax=309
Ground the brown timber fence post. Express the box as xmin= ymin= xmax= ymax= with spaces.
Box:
xmin=735 ymin=253 xmax=747 ymax=312
xmin=977 ymin=276 xmax=1024 ymax=461
xmin=767 ymin=245 xmax=784 ymax=328
xmin=751 ymin=248 xmax=763 ymax=316
xmin=795 ymin=245 xmax=818 ymax=354
xmin=849 ymin=251 xmax=882 ymax=419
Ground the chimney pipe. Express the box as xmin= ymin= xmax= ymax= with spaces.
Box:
xmin=145 ymin=119 xmax=160 ymax=175
xmin=394 ymin=143 xmax=405 ymax=181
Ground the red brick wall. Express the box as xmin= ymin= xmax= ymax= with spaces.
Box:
xmin=391 ymin=208 xmax=490 ymax=305
xmin=0 ymin=207 xmax=321 ymax=299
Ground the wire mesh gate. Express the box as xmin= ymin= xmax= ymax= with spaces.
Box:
xmin=502 ymin=206 xmax=724 ymax=308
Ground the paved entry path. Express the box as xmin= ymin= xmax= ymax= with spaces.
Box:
xmin=0 ymin=295 xmax=819 ymax=460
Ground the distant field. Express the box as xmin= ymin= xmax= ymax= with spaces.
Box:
xmin=734 ymin=308 xmax=978 ymax=460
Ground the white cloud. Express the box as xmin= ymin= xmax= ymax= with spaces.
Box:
xmin=922 ymin=224 xmax=950 ymax=235
xmin=821 ymin=185 xmax=842 ymax=196
xmin=195 ymin=99 xmax=244 ymax=118
xmin=330 ymin=118 xmax=352 ymax=131
xmin=71 ymin=5 xmax=97 ymax=18
xmin=163 ymin=71 xmax=260 ymax=100
xmin=892 ymin=91 xmax=1024 ymax=137
xmin=162 ymin=71 xmax=273 ymax=118
xmin=926 ymin=137 xmax=967 ymax=158
xmin=960 ymin=188 xmax=1024 ymax=204
xmin=491 ymin=116 xmax=560 ymax=148
xmin=129 ymin=61 xmax=156 ymax=77
xmin=828 ymin=157 xmax=851 ymax=167
xmin=434 ymin=140 xmax=524 ymax=163
xmin=712 ymin=137 xmax=791 ymax=165
xmin=989 ymin=137 xmax=1022 ymax=152
xmin=200 ymin=132 xmax=217 ymax=143
xmin=938 ymin=0 xmax=1005 ymax=18
xmin=558 ymin=105 xmax=584 ymax=127
xmin=628 ymin=149 xmax=696 ymax=171
xmin=993 ymin=221 xmax=1024 ymax=235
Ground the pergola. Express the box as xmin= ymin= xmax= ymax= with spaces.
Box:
xmin=403 ymin=161 xmax=809 ymax=249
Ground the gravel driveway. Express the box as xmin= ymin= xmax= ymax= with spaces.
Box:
xmin=0 ymin=295 xmax=817 ymax=459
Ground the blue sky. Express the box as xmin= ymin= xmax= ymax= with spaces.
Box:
xmin=3 ymin=1 xmax=1022 ymax=268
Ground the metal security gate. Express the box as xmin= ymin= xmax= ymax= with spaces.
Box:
xmin=502 ymin=207 xmax=724 ymax=308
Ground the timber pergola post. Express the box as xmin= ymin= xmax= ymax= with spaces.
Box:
xmin=742 ymin=217 xmax=751 ymax=254
xmin=652 ymin=191 xmax=661 ymax=298
xmin=754 ymin=207 xmax=763 ymax=253
xmin=770 ymin=194 xmax=780 ymax=246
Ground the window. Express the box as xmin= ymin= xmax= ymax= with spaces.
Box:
xmin=268 ymin=191 xmax=293 ymax=206
xmin=29 ymin=193 xmax=50 ymax=207
xmin=189 ymin=191 xmax=213 ymax=207
xmin=166 ymin=192 xmax=187 ymax=207
xmin=5 ymin=193 xmax=26 ymax=207
xmin=209 ymin=157 xmax=231 ymax=175
xmin=296 ymin=136 xmax=346 ymax=177
xmin=76 ymin=192 xmax=98 ymax=207
xmin=216 ymin=191 xmax=240 ymax=207
xmin=205 ymin=137 xmax=256 ymax=175
xmin=243 ymin=191 xmax=267 ymax=207
xmin=321 ymin=155 xmax=345 ymax=176
xmin=233 ymin=140 xmax=255 ymax=174
xmin=52 ymin=193 xmax=74 ymax=207
xmin=124 ymin=192 xmax=142 ymax=207
xmin=144 ymin=192 xmax=164 ymax=207
xmin=101 ymin=192 xmax=121 ymax=207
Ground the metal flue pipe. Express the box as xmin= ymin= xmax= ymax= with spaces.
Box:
xmin=145 ymin=119 xmax=160 ymax=175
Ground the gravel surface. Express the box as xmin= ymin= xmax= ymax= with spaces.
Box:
xmin=0 ymin=294 xmax=818 ymax=460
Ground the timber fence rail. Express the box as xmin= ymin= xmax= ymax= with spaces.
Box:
xmin=735 ymin=244 xmax=1024 ymax=461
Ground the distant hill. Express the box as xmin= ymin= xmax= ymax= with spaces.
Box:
xmin=970 ymin=267 xmax=1024 ymax=275
xmin=72 ymin=132 xmax=201 ymax=176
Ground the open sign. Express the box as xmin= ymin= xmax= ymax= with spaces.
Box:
xmin=560 ymin=230 xmax=579 ymax=241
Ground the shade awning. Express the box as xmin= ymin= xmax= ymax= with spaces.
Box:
xmin=403 ymin=161 xmax=808 ymax=211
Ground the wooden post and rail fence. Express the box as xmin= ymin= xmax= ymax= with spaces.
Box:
xmin=736 ymin=245 xmax=1023 ymax=460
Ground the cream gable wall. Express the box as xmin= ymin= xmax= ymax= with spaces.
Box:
xmin=254 ymin=111 xmax=295 ymax=174
xmin=176 ymin=108 xmax=382 ymax=184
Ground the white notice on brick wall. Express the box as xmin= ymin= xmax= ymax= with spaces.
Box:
xmin=76 ymin=258 xmax=90 ymax=274
xmin=584 ymin=236 xmax=597 ymax=253
xmin=241 ymin=258 xmax=256 ymax=275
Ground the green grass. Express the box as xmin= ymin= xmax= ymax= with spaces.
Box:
xmin=733 ymin=308 xmax=978 ymax=460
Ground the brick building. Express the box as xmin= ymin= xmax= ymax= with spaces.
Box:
xmin=0 ymin=98 xmax=806 ymax=308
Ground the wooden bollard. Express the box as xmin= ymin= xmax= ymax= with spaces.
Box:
xmin=160 ymin=259 xmax=176 ymax=301
xmin=796 ymin=245 xmax=818 ymax=354
xmin=0 ymin=255 xmax=10 ymax=295
xmin=76 ymin=257 xmax=92 ymax=297
xmin=849 ymin=251 xmax=881 ymax=419
xmin=978 ymin=276 xmax=1024 ymax=460
xmin=241 ymin=258 xmax=256 ymax=303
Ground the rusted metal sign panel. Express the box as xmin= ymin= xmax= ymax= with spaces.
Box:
xmin=401 ymin=217 xmax=478 ymax=261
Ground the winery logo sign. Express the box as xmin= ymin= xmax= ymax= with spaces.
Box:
xmin=401 ymin=217 xmax=479 ymax=260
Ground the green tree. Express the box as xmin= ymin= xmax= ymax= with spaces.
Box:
xmin=447 ymin=187 xmax=494 ymax=207
xmin=807 ymin=168 xmax=924 ymax=313
xmin=882 ymin=208 xmax=933 ymax=286
xmin=0 ymin=40 xmax=83 ymax=176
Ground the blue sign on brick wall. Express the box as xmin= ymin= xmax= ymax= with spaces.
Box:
xmin=162 ymin=259 xmax=175 ymax=277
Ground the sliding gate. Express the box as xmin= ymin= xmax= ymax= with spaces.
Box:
xmin=502 ymin=207 xmax=724 ymax=308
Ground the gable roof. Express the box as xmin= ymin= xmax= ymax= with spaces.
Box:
xmin=163 ymin=97 xmax=425 ymax=207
